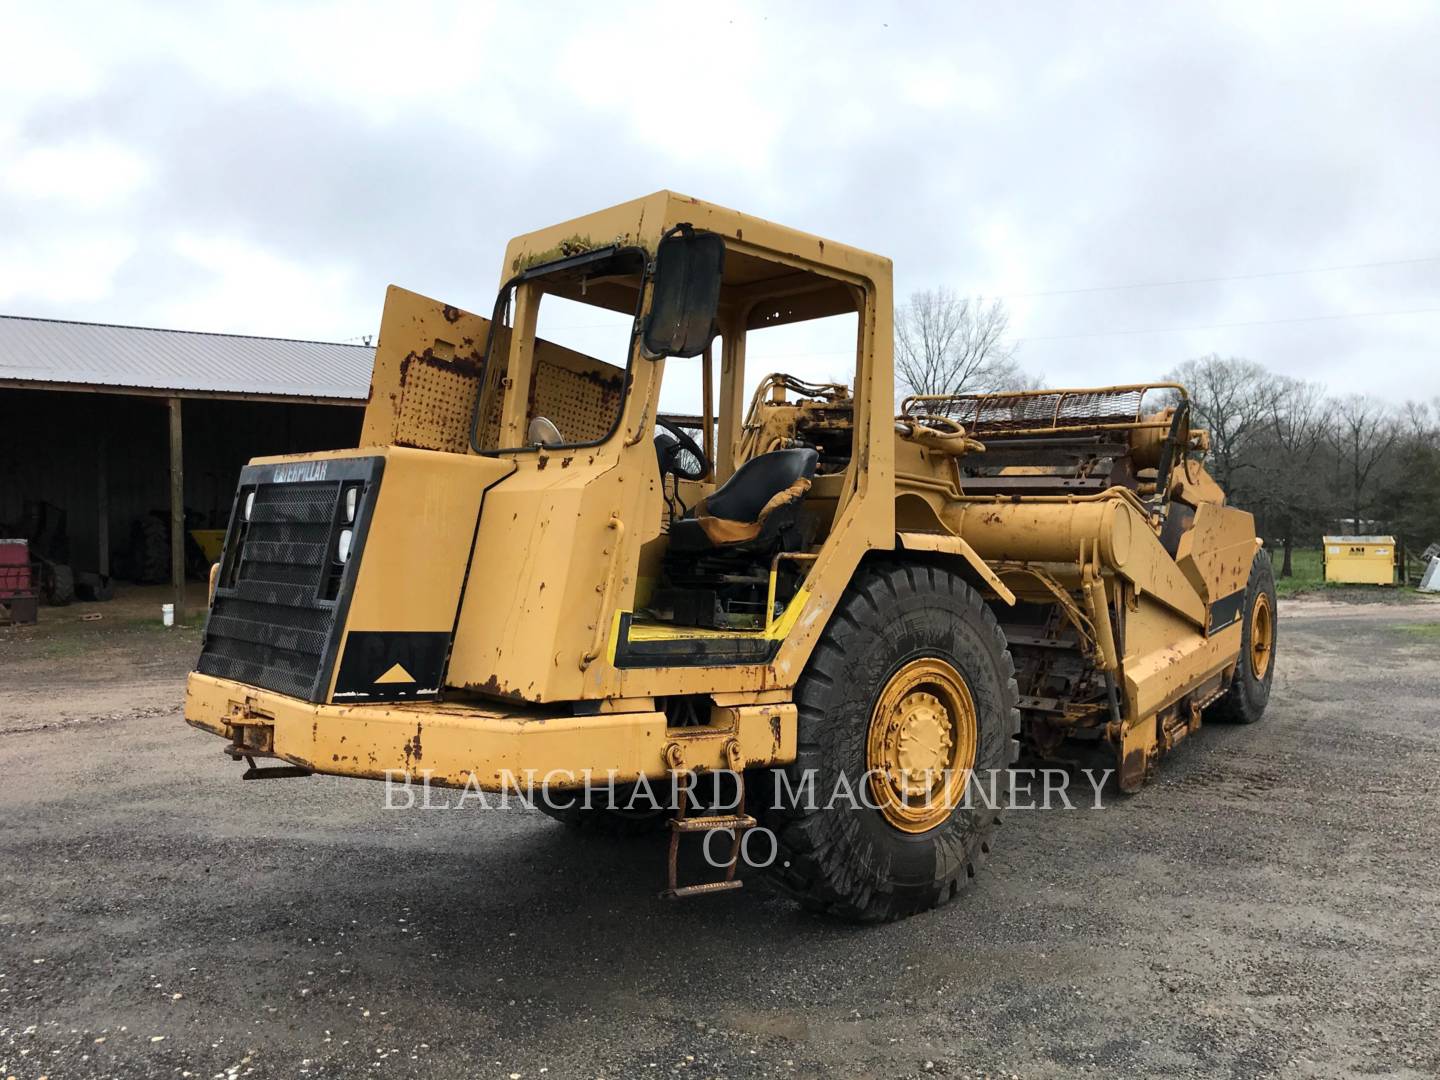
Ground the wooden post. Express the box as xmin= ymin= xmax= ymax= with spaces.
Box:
xmin=168 ymin=396 xmax=185 ymax=622
xmin=96 ymin=428 xmax=109 ymax=578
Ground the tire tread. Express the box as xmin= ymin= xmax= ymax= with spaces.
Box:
xmin=764 ymin=559 xmax=1021 ymax=922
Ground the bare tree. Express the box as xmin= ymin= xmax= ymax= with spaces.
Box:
xmin=1397 ymin=397 xmax=1438 ymax=444
xmin=895 ymin=289 xmax=1029 ymax=398
xmin=1385 ymin=399 xmax=1440 ymax=571
xmin=1252 ymin=377 xmax=1328 ymax=576
xmin=1167 ymin=354 xmax=1279 ymax=499
xmin=1328 ymin=395 xmax=1398 ymax=533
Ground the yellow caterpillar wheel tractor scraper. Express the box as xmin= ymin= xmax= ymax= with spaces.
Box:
xmin=185 ymin=192 xmax=1277 ymax=922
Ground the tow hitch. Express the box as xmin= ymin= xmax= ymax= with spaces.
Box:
xmin=223 ymin=706 xmax=312 ymax=780
xmin=224 ymin=745 xmax=314 ymax=780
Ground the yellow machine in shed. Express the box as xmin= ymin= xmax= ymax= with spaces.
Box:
xmin=184 ymin=192 xmax=1277 ymax=921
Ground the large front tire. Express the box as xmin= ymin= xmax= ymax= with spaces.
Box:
xmin=763 ymin=562 xmax=1020 ymax=922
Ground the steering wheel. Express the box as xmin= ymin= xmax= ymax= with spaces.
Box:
xmin=654 ymin=418 xmax=709 ymax=482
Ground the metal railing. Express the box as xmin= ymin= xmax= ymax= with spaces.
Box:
xmin=900 ymin=383 xmax=1187 ymax=437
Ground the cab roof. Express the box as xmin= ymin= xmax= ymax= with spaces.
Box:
xmin=504 ymin=191 xmax=887 ymax=277
xmin=500 ymin=191 xmax=891 ymax=329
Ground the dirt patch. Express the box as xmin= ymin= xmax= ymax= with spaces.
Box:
xmin=0 ymin=583 xmax=205 ymax=733
xmin=1281 ymin=584 xmax=1436 ymax=605
xmin=1 ymin=595 xmax=1438 ymax=1078
xmin=1281 ymin=591 xmax=1440 ymax=619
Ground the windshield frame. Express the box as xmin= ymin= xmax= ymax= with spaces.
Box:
xmin=468 ymin=245 xmax=651 ymax=457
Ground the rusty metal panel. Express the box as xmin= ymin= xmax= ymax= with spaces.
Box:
xmin=185 ymin=671 xmax=797 ymax=791
xmin=363 ymin=286 xmax=627 ymax=454
xmin=362 ymin=287 xmax=492 ymax=453
xmin=528 ymin=343 xmax=625 ymax=445
xmin=394 ymin=359 xmax=482 ymax=453
xmin=895 ymin=530 xmax=1016 ymax=604
xmin=1175 ymin=503 xmax=1260 ymax=603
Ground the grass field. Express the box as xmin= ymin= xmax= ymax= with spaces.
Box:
xmin=1269 ymin=546 xmax=1422 ymax=598
xmin=1271 ymin=547 xmax=1326 ymax=597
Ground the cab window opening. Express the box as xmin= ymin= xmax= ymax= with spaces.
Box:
xmin=470 ymin=247 xmax=648 ymax=455
xmin=637 ymin=257 xmax=865 ymax=635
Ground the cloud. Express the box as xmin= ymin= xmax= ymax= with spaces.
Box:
xmin=1 ymin=0 xmax=1437 ymax=399
xmin=1 ymin=136 xmax=152 ymax=209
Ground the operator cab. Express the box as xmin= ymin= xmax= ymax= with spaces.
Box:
xmin=637 ymin=240 xmax=862 ymax=632
xmin=467 ymin=218 xmax=867 ymax=638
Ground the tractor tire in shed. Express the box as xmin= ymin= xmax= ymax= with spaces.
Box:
xmin=133 ymin=516 xmax=169 ymax=584
xmin=46 ymin=563 xmax=75 ymax=606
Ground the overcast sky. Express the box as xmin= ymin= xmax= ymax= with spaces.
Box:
xmin=3 ymin=1 xmax=1437 ymax=403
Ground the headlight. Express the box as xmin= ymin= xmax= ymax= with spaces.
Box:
xmin=243 ymin=491 xmax=255 ymax=520
xmin=337 ymin=528 xmax=353 ymax=563
xmin=343 ymin=486 xmax=359 ymax=522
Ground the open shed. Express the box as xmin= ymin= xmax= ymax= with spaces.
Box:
xmin=0 ymin=314 xmax=371 ymax=617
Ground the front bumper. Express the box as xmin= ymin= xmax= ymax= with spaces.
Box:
xmin=185 ymin=673 xmax=796 ymax=790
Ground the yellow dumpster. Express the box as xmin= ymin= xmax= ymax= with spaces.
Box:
xmin=1322 ymin=535 xmax=1397 ymax=586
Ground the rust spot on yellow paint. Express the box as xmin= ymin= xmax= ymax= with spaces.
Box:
xmin=401 ymin=721 xmax=424 ymax=766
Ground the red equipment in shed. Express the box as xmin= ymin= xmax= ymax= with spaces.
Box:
xmin=0 ymin=538 xmax=38 ymax=625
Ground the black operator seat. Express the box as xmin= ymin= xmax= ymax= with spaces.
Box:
xmin=668 ymin=448 xmax=819 ymax=553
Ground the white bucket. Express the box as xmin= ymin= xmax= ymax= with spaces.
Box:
xmin=162 ymin=602 xmax=175 ymax=628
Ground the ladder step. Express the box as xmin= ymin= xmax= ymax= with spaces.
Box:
xmin=663 ymin=880 xmax=745 ymax=899
xmin=670 ymin=814 xmax=756 ymax=833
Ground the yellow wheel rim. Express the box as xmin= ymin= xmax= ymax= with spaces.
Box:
xmin=1249 ymin=592 xmax=1274 ymax=679
xmin=865 ymin=658 xmax=978 ymax=834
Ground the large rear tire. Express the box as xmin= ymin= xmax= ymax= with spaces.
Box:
xmin=1208 ymin=550 xmax=1277 ymax=724
xmin=762 ymin=562 xmax=1020 ymax=922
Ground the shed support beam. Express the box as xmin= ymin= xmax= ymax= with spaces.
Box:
xmin=168 ymin=396 xmax=185 ymax=622
xmin=96 ymin=429 xmax=109 ymax=578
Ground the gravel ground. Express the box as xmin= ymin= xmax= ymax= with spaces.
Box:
xmin=2 ymin=592 xmax=1438 ymax=1079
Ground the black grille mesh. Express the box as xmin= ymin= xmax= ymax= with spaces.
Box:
xmin=197 ymin=480 xmax=342 ymax=700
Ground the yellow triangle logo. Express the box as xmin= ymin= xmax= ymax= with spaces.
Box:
xmin=375 ymin=662 xmax=415 ymax=684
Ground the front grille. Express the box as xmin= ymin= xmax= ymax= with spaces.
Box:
xmin=197 ymin=457 xmax=381 ymax=701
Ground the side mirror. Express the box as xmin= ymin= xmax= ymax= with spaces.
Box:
xmin=640 ymin=227 xmax=724 ymax=359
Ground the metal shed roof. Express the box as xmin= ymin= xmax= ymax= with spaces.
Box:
xmin=0 ymin=314 xmax=372 ymax=404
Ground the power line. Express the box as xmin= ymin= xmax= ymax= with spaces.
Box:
xmin=503 ymin=306 xmax=1440 ymax=354
xmin=417 ymin=259 xmax=1440 ymax=346
xmin=1021 ymin=305 xmax=1440 ymax=343
xmin=1004 ymin=255 xmax=1440 ymax=300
